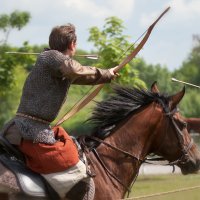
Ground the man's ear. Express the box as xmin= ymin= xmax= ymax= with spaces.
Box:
xmin=68 ymin=42 xmax=74 ymax=51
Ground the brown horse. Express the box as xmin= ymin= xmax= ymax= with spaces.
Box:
xmin=0 ymin=84 xmax=200 ymax=200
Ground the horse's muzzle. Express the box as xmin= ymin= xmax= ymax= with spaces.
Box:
xmin=179 ymin=159 xmax=200 ymax=175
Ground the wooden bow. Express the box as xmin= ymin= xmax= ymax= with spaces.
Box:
xmin=55 ymin=6 xmax=171 ymax=127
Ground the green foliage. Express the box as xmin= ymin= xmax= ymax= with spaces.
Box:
xmin=0 ymin=43 xmax=44 ymax=93
xmin=0 ymin=66 xmax=27 ymax=126
xmin=0 ymin=14 xmax=9 ymax=31
xmin=173 ymin=51 xmax=200 ymax=87
xmin=170 ymin=36 xmax=200 ymax=117
xmin=0 ymin=10 xmax=31 ymax=92
xmin=0 ymin=10 xmax=31 ymax=44
xmin=88 ymin=16 xmax=146 ymax=88
xmin=0 ymin=45 xmax=16 ymax=91
xmin=9 ymin=11 xmax=30 ymax=30
xmin=179 ymin=89 xmax=200 ymax=117
xmin=133 ymin=58 xmax=173 ymax=92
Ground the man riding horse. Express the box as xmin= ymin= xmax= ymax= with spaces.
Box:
xmin=0 ymin=23 xmax=118 ymax=199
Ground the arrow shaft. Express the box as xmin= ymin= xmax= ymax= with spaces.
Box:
xmin=172 ymin=78 xmax=200 ymax=89
xmin=54 ymin=6 xmax=171 ymax=126
xmin=5 ymin=52 xmax=99 ymax=59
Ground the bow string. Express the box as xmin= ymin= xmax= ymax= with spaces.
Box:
xmin=55 ymin=6 xmax=171 ymax=127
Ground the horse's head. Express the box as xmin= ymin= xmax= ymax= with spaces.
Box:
xmin=151 ymin=82 xmax=200 ymax=174
xmin=89 ymin=83 xmax=200 ymax=176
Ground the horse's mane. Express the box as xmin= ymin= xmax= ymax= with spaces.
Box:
xmin=88 ymin=85 xmax=169 ymax=138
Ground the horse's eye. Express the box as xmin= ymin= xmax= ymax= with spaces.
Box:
xmin=174 ymin=117 xmax=187 ymax=129
xmin=179 ymin=120 xmax=187 ymax=129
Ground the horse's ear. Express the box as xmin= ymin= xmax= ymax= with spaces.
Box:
xmin=151 ymin=81 xmax=159 ymax=93
xmin=169 ymin=87 xmax=185 ymax=110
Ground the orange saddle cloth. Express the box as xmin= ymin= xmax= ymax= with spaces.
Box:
xmin=19 ymin=126 xmax=79 ymax=174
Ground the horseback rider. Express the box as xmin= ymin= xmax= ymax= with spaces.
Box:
xmin=1 ymin=23 xmax=118 ymax=199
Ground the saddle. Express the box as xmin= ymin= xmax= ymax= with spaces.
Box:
xmin=0 ymin=135 xmax=93 ymax=200
xmin=0 ymin=135 xmax=60 ymax=200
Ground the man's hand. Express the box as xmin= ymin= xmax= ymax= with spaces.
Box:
xmin=109 ymin=66 xmax=120 ymax=80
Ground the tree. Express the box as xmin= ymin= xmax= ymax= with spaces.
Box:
xmin=0 ymin=10 xmax=32 ymax=126
xmin=133 ymin=58 xmax=173 ymax=92
xmin=88 ymin=16 xmax=145 ymax=87
xmin=0 ymin=10 xmax=31 ymax=91
xmin=173 ymin=36 xmax=200 ymax=86
xmin=0 ymin=66 xmax=27 ymax=126
xmin=171 ymin=36 xmax=200 ymax=117
xmin=179 ymin=89 xmax=200 ymax=118
xmin=0 ymin=10 xmax=31 ymax=44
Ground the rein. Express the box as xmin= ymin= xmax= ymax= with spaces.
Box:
xmin=88 ymin=136 xmax=143 ymax=162
xmin=79 ymin=105 xmax=194 ymax=197
xmin=168 ymin=116 xmax=194 ymax=165
xmin=146 ymin=107 xmax=194 ymax=170
xmin=79 ymin=135 xmax=144 ymax=196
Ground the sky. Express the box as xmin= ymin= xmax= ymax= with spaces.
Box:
xmin=1 ymin=0 xmax=200 ymax=71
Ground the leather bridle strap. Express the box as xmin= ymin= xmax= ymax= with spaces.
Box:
xmin=92 ymin=148 xmax=132 ymax=194
xmin=168 ymin=118 xmax=194 ymax=165
xmin=87 ymin=136 xmax=144 ymax=195
xmin=88 ymin=136 xmax=143 ymax=162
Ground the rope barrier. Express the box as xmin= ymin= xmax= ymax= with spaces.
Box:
xmin=122 ymin=185 xmax=200 ymax=199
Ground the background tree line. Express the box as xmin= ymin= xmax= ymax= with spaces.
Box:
xmin=1 ymin=10 xmax=200 ymax=134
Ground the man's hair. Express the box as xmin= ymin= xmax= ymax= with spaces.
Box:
xmin=49 ymin=23 xmax=77 ymax=52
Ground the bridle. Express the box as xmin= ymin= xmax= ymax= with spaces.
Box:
xmin=79 ymin=103 xmax=194 ymax=197
xmin=163 ymin=108 xmax=194 ymax=166
xmin=79 ymin=135 xmax=144 ymax=196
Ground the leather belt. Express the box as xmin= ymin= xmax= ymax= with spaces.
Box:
xmin=16 ymin=113 xmax=50 ymax=124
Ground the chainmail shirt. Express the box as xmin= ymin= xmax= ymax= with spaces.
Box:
xmin=4 ymin=50 xmax=112 ymax=144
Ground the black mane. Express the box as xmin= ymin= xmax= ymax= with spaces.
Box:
xmin=88 ymin=85 xmax=169 ymax=138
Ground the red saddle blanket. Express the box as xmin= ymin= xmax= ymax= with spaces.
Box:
xmin=19 ymin=126 xmax=79 ymax=174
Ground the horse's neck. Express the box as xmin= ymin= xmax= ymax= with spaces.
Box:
xmin=106 ymin=103 xmax=159 ymax=160
xmin=90 ymin=103 xmax=160 ymax=199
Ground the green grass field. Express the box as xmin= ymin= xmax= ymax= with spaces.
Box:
xmin=129 ymin=173 xmax=200 ymax=200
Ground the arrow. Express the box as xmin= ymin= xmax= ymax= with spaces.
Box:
xmin=172 ymin=78 xmax=200 ymax=89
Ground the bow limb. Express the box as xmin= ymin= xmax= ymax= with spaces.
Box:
xmin=54 ymin=84 xmax=104 ymax=127
xmin=54 ymin=6 xmax=170 ymax=127
xmin=114 ymin=6 xmax=170 ymax=72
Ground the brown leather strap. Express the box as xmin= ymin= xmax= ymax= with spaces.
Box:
xmin=16 ymin=113 xmax=50 ymax=124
